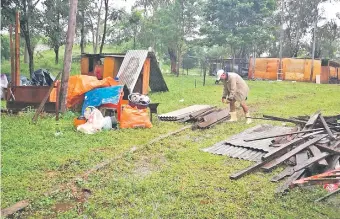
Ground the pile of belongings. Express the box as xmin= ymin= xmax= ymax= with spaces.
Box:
xmin=204 ymin=111 xmax=340 ymax=200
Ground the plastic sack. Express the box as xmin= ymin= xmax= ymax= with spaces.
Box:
xmin=102 ymin=116 xmax=112 ymax=130
xmin=77 ymin=107 xmax=105 ymax=134
xmin=120 ymin=105 xmax=152 ymax=129
xmin=1 ymin=74 xmax=8 ymax=99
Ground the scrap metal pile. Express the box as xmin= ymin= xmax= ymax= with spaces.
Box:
xmin=205 ymin=111 xmax=340 ymax=200
xmin=158 ymin=105 xmax=230 ymax=129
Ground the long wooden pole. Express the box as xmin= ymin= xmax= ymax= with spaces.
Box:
xmin=9 ymin=25 xmax=15 ymax=84
xmin=15 ymin=11 xmax=20 ymax=86
xmin=60 ymin=0 xmax=78 ymax=112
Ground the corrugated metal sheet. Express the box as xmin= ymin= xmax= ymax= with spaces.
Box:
xmin=158 ymin=105 xmax=212 ymax=121
xmin=116 ymin=50 xmax=149 ymax=92
xmin=226 ymin=124 xmax=293 ymax=152
xmin=202 ymin=141 xmax=266 ymax=162
xmin=202 ymin=125 xmax=294 ymax=161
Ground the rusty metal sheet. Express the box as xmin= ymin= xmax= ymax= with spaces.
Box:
xmin=158 ymin=105 xmax=212 ymax=121
xmin=197 ymin=109 xmax=229 ymax=129
xmin=225 ymin=124 xmax=294 ymax=152
xmin=116 ymin=50 xmax=148 ymax=93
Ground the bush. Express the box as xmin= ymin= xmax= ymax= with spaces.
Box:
xmin=1 ymin=35 xmax=10 ymax=61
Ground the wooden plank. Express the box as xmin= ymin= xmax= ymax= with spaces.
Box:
xmin=244 ymin=128 xmax=325 ymax=142
xmin=309 ymin=145 xmax=328 ymax=166
xmin=230 ymin=161 xmax=267 ymax=180
xmin=316 ymin=144 xmax=340 ymax=154
xmin=271 ymin=166 xmax=294 ymax=182
xmin=262 ymin=131 xmax=325 ymax=161
xmin=262 ymin=115 xmax=306 ymax=124
xmin=325 ymin=155 xmax=340 ymax=171
xmin=1 ymin=200 xmax=29 ymax=217
xmin=293 ymin=152 xmax=330 ymax=172
xmin=275 ymin=151 xmax=308 ymax=193
xmin=319 ymin=114 xmax=336 ymax=140
xmin=315 ymin=188 xmax=340 ymax=202
xmin=262 ymin=135 xmax=328 ymax=171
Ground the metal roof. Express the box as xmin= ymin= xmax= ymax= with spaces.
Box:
xmin=116 ymin=50 xmax=149 ymax=92
xmin=158 ymin=105 xmax=213 ymax=121
xmin=202 ymin=125 xmax=294 ymax=161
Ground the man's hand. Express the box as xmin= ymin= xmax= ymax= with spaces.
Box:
xmin=227 ymin=97 xmax=234 ymax=102
xmin=222 ymin=97 xmax=227 ymax=103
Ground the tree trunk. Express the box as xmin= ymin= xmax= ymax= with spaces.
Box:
xmin=80 ymin=10 xmax=85 ymax=54
xmin=54 ymin=46 xmax=59 ymax=64
xmin=94 ymin=0 xmax=103 ymax=54
xmin=24 ymin=44 xmax=29 ymax=63
xmin=168 ymin=47 xmax=177 ymax=74
xmin=99 ymin=0 xmax=108 ymax=54
xmin=60 ymin=0 xmax=78 ymax=112
xmin=21 ymin=0 xmax=34 ymax=77
xmin=176 ymin=47 xmax=182 ymax=77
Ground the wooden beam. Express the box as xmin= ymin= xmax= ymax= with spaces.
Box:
xmin=262 ymin=115 xmax=306 ymax=124
xmin=230 ymin=161 xmax=267 ymax=180
xmin=244 ymin=128 xmax=325 ymax=142
xmin=319 ymin=114 xmax=335 ymax=140
xmin=309 ymin=145 xmax=328 ymax=166
xmin=293 ymin=152 xmax=330 ymax=172
xmin=15 ymin=11 xmax=20 ymax=86
xmin=9 ymin=24 xmax=15 ymax=85
xmin=262 ymin=130 xmax=324 ymax=161
xmin=262 ymin=134 xmax=328 ymax=171
xmin=275 ymin=151 xmax=308 ymax=193
xmin=316 ymin=144 xmax=340 ymax=155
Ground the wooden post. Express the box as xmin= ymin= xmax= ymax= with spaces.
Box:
xmin=203 ymin=59 xmax=207 ymax=86
xmin=15 ymin=11 xmax=20 ymax=86
xmin=60 ymin=0 xmax=78 ymax=112
xmin=9 ymin=25 xmax=15 ymax=85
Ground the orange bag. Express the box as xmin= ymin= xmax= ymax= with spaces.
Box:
xmin=120 ymin=105 xmax=152 ymax=129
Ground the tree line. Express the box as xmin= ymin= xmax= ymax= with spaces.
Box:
xmin=1 ymin=0 xmax=340 ymax=76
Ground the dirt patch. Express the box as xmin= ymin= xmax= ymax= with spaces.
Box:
xmin=45 ymin=171 xmax=59 ymax=178
xmin=53 ymin=202 xmax=75 ymax=213
xmin=133 ymin=155 xmax=168 ymax=178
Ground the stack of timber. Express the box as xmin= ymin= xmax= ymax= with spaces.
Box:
xmin=227 ymin=111 xmax=340 ymax=199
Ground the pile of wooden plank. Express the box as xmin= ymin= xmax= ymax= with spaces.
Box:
xmin=158 ymin=105 xmax=230 ymax=129
xmin=229 ymin=111 xmax=340 ymax=197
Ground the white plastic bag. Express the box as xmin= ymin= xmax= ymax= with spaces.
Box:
xmin=77 ymin=107 xmax=105 ymax=134
xmin=102 ymin=116 xmax=112 ymax=130
xmin=0 ymin=74 xmax=8 ymax=100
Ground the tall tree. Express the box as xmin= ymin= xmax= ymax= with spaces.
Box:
xmin=44 ymin=0 xmax=69 ymax=64
xmin=2 ymin=0 xmax=42 ymax=77
xmin=60 ymin=0 xmax=78 ymax=112
xmin=99 ymin=0 xmax=109 ymax=53
xmin=202 ymin=0 xmax=276 ymax=59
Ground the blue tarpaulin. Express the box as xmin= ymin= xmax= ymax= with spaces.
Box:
xmin=82 ymin=85 xmax=124 ymax=114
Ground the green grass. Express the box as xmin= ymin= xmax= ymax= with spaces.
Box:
xmin=1 ymin=48 xmax=340 ymax=218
